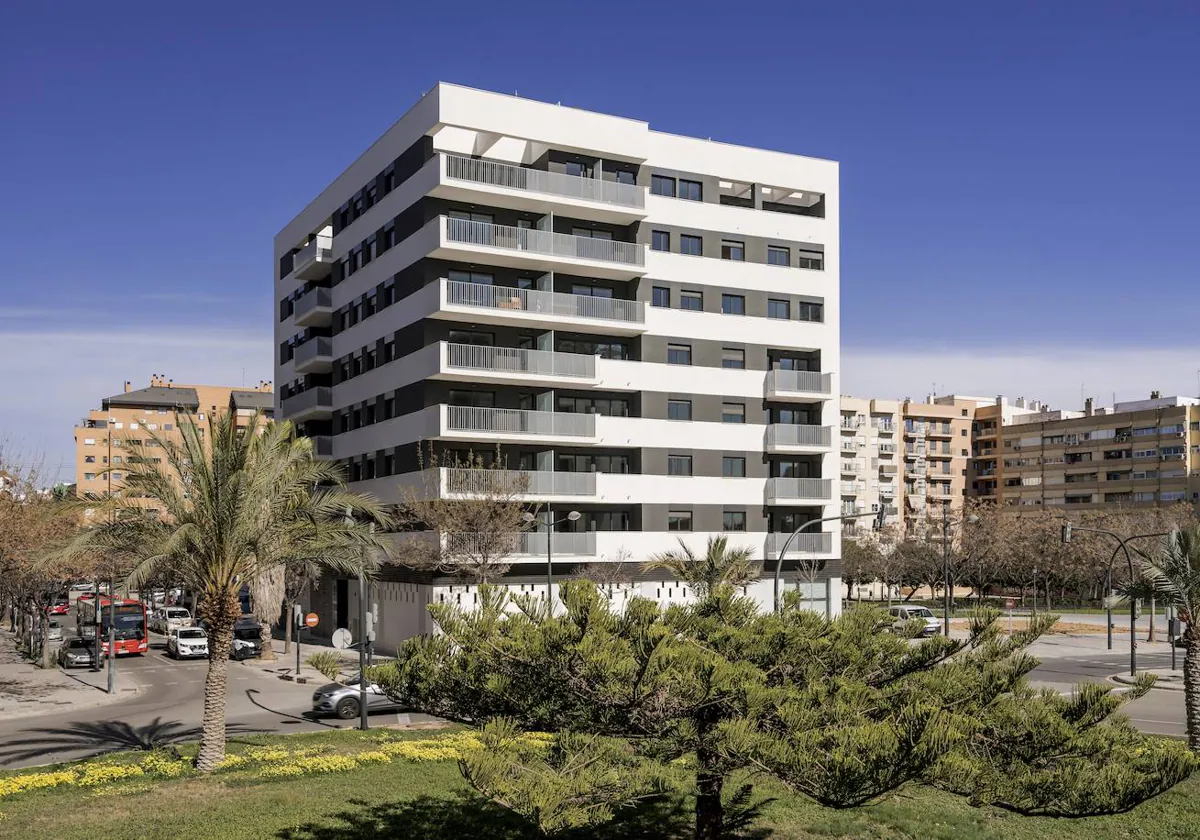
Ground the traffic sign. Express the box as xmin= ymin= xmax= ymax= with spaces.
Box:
xmin=304 ymin=612 xmax=319 ymax=628
xmin=331 ymin=628 xmax=353 ymax=649
xmin=1005 ymin=598 xmax=1015 ymax=610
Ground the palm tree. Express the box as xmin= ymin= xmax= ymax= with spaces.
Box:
xmin=646 ymin=535 xmax=758 ymax=600
xmin=1137 ymin=526 xmax=1200 ymax=751
xmin=67 ymin=411 xmax=389 ymax=771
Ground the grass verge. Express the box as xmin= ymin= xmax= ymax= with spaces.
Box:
xmin=1 ymin=728 xmax=1199 ymax=839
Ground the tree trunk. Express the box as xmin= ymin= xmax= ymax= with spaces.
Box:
xmin=39 ymin=611 xmax=51 ymax=669
xmin=195 ymin=589 xmax=240 ymax=773
xmin=258 ymin=621 xmax=277 ymax=662
xmin=1148 ymin=595 xmax=1156 ymax=642
xmin=283 ymin=599 xmax=292 ymax=654
xmin=1186 ymin=633 xmax=1200 ymax=753
xmin=693 ymin=752 xmax=724 ymax=840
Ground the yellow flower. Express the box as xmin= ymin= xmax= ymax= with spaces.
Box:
xmin=245 ymin=748 xmax=291 ymax=762
xmin=75 ymin=764 xmax=145 ymax=788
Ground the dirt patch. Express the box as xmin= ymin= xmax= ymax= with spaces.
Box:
xmin=0 ymin=678 xmax=60 ymax=700
xmin=950 ymin=618 xmax=1132 ymax=635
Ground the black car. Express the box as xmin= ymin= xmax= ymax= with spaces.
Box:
xmin=231 ymin=617 xmax=264 ymax=660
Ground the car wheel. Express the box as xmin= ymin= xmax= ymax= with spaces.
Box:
xmin=334 ymin=697 xmax=359 ymax=720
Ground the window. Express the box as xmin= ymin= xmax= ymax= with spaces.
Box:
xmin=448 ymin=389 xmax=495 ymax=408
xmin=722 ymin=403 xmax=746 ymax=424
xmin=651 ymin=174 xmax=676 ymax=197
xmin=557 ymin=338 xmax=630 ymax=360
xmin=680 ymin=291 xmax=703 ymax=311
xmin=84 ymin=455 xmax=96 ymax=463
xmin=163 ymin=424 xmax=173 ymax=431
xmin=680 ymin=234 xmax=702 ymax=256
xmin=767 ymin=299 xmax=791 ymax=320
xmin=667 ymin=344 xmax=692 ymax=365
xmin=111 ymin=472 xmax=122 ymax=480
xmin=723 ymin=511 xmax=747 ymax=532
xmin=652 ymin=287 xmax=670 ymax=308
xmin=721 ymin=348 xmax=745 ymax=369
xmin=668 ymin=400 xmax=692 ymax=421
xmin=797 ymin=250 xmax=823 ymax=270
xmin=448 ymin=269 xmax=494 ymax=286
xmin=721 ymin=294 xmax=745 ymax=315
xmin=84 ymin=473 xmax=96 ymax=480
xmin=721 ymin=240 xmax=745 ymax=261
xmin=449 ymin=330 xmax=494 ymax=346
xmin=571 ymin=227 xmax=613 ymax=241
xmin=652 ymin=230 xmax=670 ymax=252
xmin=668 ymin=511 xmax=694 ymax=531
xmin=798 ymin=302 xmax=824 ymax=322
xmin=572 ymin=283 xmax=614 ymax=298
xmin=556 ymin=396 xmax=630 ymax=417
xmin=679 ymin=179 xmax=703 ymax=201
xmin=84 ymin=438 xmax=95 ymax=446
xmin=667 ymin=455 xmax=693 ymax=476
xmin=768 ymin=245 xmax=790 ymax=266
xmin=722 ymin=456 xmax=746 ymax=477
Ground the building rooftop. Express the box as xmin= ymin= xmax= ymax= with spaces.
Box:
xmin=102 ymin=386 xmax=200 ymax=411
xmin=230 ymin=390 xmax=275 ymax=411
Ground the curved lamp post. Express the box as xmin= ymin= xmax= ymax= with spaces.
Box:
xmin=523 ymin=508 xmax=581 ymax=610
xmin=943 ymin=512 xmax=980 ymax=637
xmin=773 ymin=507 xmax=887 ymax=614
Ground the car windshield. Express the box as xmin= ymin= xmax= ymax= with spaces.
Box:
xmin=178 ymin=629 xmax=206 ymax=639
xmin=166 ymin=609 xmax=190 ymax=619
xmin=67 ymin=638 xmax=89 ymax=649
xmin=234 ymin=628 xmax=260 ymax=641
xmin=909 ymin=608 xmax=934 ymax=618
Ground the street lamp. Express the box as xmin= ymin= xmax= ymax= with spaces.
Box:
xmin=773 ymin=506 xmax=887 ymax=613
xmin=1061 ymin=521 xmax=1170 ymax=676
xmin=943 ymin=511 xmax=980 ymax=637
xmin=523 ymin=507 xmax=581 ymax=610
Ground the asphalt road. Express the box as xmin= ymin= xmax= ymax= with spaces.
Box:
xmin=0 ymin=627 xmax=420 ymax=770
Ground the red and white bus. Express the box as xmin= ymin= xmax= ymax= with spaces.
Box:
xmin=77 ymin=597 xmax=149 ymax=656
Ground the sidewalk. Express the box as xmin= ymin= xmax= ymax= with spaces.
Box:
xmin=239 ymin=637 xmax=392 ymax=683
xmin=0 ymin=628 xmax=141 ymax=721
xmin=1112 ymin=668 xmax=1187 ymax=692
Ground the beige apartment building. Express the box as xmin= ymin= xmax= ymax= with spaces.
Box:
xmin=997 ymin=393 xmax=1200 ymax=511
xmin=74 ymin=375 xmax=274 ymax=511
xmin=838 ymin=397 xmax=901 ymax=536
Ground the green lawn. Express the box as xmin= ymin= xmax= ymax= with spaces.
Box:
xmin=2 ymin=729 xmax=1200 ymax=840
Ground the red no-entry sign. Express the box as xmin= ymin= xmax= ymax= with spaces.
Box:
xmin=304 ymin=612 xmax=319 ymax=628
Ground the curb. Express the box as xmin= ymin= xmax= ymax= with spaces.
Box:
xmin=1110 ymin=673 xmax=1186 ymax=692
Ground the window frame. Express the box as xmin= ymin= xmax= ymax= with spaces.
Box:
xmin=767 ymin=299 xmax=791 ymax=320
xmin=721 ymin=348 xmax=746 ymax=369
xmin=679 ymin=291 xmax=703 ymax=312
xmin=678 ymin=179 xmax=703 ymax=201
xmin=667 ymin=454 xmax=693 ymax=477
xmin=651 ymin=174 xmax=677 ymax=197
xmin=667 ymin=400 xmax=693 ymax=421
xmin=722 ymin=511 xmax=747 ymax=532
xmin=651 ymin=286 xmax=671 ymax=308
xmin=767 ymin=245 xmax=790 ymax=266
xmin=722 ymin=456 xmax=747 ymax=477
xmin=679 ymin=234 xmax=703 ymax=257
xmin=721 ymin=402 xmax=746 ymax=424
xmin=667 ymin=344 xmax=693 ymax=365
xmin=721 ymin=240 xmax=745 ymax=261
xmin=667 ymin=510 xmax=694 ymax=532
xmin=721 ymin=294 xmax=746 ymax=316
xmin=651 ymin=230 xmax=671 ymax=252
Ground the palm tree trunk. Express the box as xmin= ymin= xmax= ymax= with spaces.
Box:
xmin=283 ymin=599 xmax=292 ymax=654
xmin=1186 ymin=634 xmax=1200 ymax=753
xmin=693 ymin=748 xmax=724 ymax=840
xmin=196 ymin=592 xmax=240 ymax=773
xmin=258 ymin=621 xmax=277 ymax=662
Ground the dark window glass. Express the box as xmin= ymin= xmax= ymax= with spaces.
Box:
xmin=651 ymin=175 xmax=676 ymax=197
xmin=668 ymin=511 xmax=693 ymax=531
xmin=667 ymin=400 xmax=692 ymax=421
xmin=767 ymin=246 xmax=790 ymax=266
xmin=680 ymin=291 xmax=703 ymax=311
xmin=448 ymin=330 xmax=494 ymax=346
xmin=722 ymin=457 xmax=746 ymax=477
xmin=767 ymin=299 xmax=791 ymax=320
xmin=722 ymin=348 xmax=745 ymax=369
xmin=448 ymin=389 xmax=494 ymax=408
xmin=448 ymin=269 xmax=494 ymax=285
xmin=652 ymin=230 xmax=670 ymax=252
xmin=723 ymin=511 xmax=747 ymax=532
xmin=679 ymin=179 xmax=703 ymax=201
xmin=721 ymin=240 xmax=745 ymax=261
xmin=722 ymin=403 xmax=746 ymax=424
xmin=721 ymin=294 xmax=745 ymax=315
xmin=667 ymin=344 xmax=692 ymax=365
xmin=652 ymin=287 xmax=670 ymax=307
xmin=667 ymin=455 xmax=693 ymax=476
xmin=798 ymin=302 xmax=824 ymax=322
xmin=797 ymin=250 xmax=824 ymax=270
xmin=680 ymin=235 xmax=702 ymax=256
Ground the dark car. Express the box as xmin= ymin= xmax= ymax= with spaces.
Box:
xmin=58 ymin=637 xmax=95 ymax=669
xmin=232 ymin=617 xmax=264 ymax=660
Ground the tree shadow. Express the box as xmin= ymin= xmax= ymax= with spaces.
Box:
xmin=0 ymin=716 xmax=260 ymax=765
xmin=276 ymin=793 xmax=698 ymax=840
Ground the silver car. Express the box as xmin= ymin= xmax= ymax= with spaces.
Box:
xmin=888 ymin=605 xmax=942 ymax=637
xmin=311 ymin=676 xmax=403 ymax=720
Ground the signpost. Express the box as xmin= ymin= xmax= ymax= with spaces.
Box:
xmin=1005 ymin=597 xmax=1015 ymax=635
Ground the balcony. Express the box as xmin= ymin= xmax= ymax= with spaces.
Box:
xmin=291 ymin=234 xmax=334 ymax=281
xmin=878 ymin=443 xmax=897 ymax=454
xmin=307 ymin=435 xmax=332 ymax=458
xmin=764 ymin=424 xmax=833 ymax=453
xmin=280 ymin=387 xmax=333 ymax=421
xmin=439 ymin=216 xmax=646 ymax=280
xmin=764 ymin=532 xmax=833 ymax=558
xmin=840 ymin=462 xmax=860 ymax=474
xmin=293 ymin=287 xmax=333 ymax=327
xmin=437 ymin=154 xmax=648 ymax=223
xmin=926 ymin=425 xmax=954 ymax=438
xmin=840 ymin=482 xmax=862 ymax=496
xmin=766 ymin=370 xmax=834 ymax=401
xmin=439 ymin=279 xmax=647 ymax=335
xmin=292 ymin=337 xmax=334 ymax=374
xmin=442 ymin=405 xmax=596 ymax=443
xmin=441 ymin=342 xmax=597 ymax=386
xmin=765 ymin=477 xmax=832 ymax=503
xmin=439 ymin=531 xmax=597 ymax=559
xmin=438 ymin=467 xmax=597 ymax=500
xmin=879 ymin=464 xmax=898 ymax=475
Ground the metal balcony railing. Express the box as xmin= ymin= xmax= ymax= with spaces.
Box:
xmin=765 ymin=532 xmax=833 ymax=555
xmin=444 ymin=154 xmax=645 ymax=208
xmin=444 ymin=217 xmax=644 ymax=266
xmin=767 ymin=369 xmax=833 ymax=395
xmin=445 ymin=406 xmax=596 ymax=438
xmin=766 ymin=425 xmax=832 ymax=448
xmin=440 ymin=531 xmax=596 ymax=557
xmin=766 ymin=477 xmax=832 ymax=500
xmin=441 ymin=468 xmax=597 ymax=497
xmin=445 ymin=343 xmax=595 ymax=378
xmin=445 ymin=280 xmax=645 ymax=325
xmin=293 ymin=336 xmax=333 ymax=367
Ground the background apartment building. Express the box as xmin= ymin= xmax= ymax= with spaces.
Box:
xmin=838 ymin=397 xmax=901 ymax=535
xmin=74 ymin=375 xmax=274 ymax=514
xmin=273 ymin=83 xmax=840 ymax=646
xmin=997 ymin=393 xmax=1200 ymax=511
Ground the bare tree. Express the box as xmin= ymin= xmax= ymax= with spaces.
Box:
xmin=576 ymin=546 xmax=638 ymax=601
xmin=394 ymin=445 xmax=533 ymax=583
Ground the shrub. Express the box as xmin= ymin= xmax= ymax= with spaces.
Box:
xmin=305 ymin=651 xmax=346 ymax=683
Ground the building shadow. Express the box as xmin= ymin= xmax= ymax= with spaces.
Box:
xmin=0 ymin=717 xmax=259 ymax=765
xmin=276 ymin=794 xmax=699 ymax=840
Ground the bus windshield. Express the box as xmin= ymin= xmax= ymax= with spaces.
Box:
xmin=103 ymin=606 xmax=146 ymax=640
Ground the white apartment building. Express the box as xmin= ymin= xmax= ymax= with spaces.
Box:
xmin=273 ymin=83 xmax=839 ymax=648
xmin=838 ymin=397 xmax=902 ymax=536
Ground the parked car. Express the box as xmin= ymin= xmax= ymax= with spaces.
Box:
xmin=167 ymin=627 xmax=209 ymax=659
xmin=46 ymin=621 xmax=63 ymax=642
xmin=47 ymin=599 xmax=70 ymax=616
xmin=58 ymin=637 xmax=95 ymax=668
xmin=151 ymin=607 xmax=192 ymax=634
xmin=231 ymin=616 xmax=264 ymax=660
xmin=887 ymin=605 xmax=942 ymax=637
xmin=70 ymin=582 xmax=96 ymax=593
xmin=311 ymin=675 xmax=403 ymax=720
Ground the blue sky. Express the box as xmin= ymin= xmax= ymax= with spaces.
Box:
xmin=2 ymin=1 xmax=1199 ymax=479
